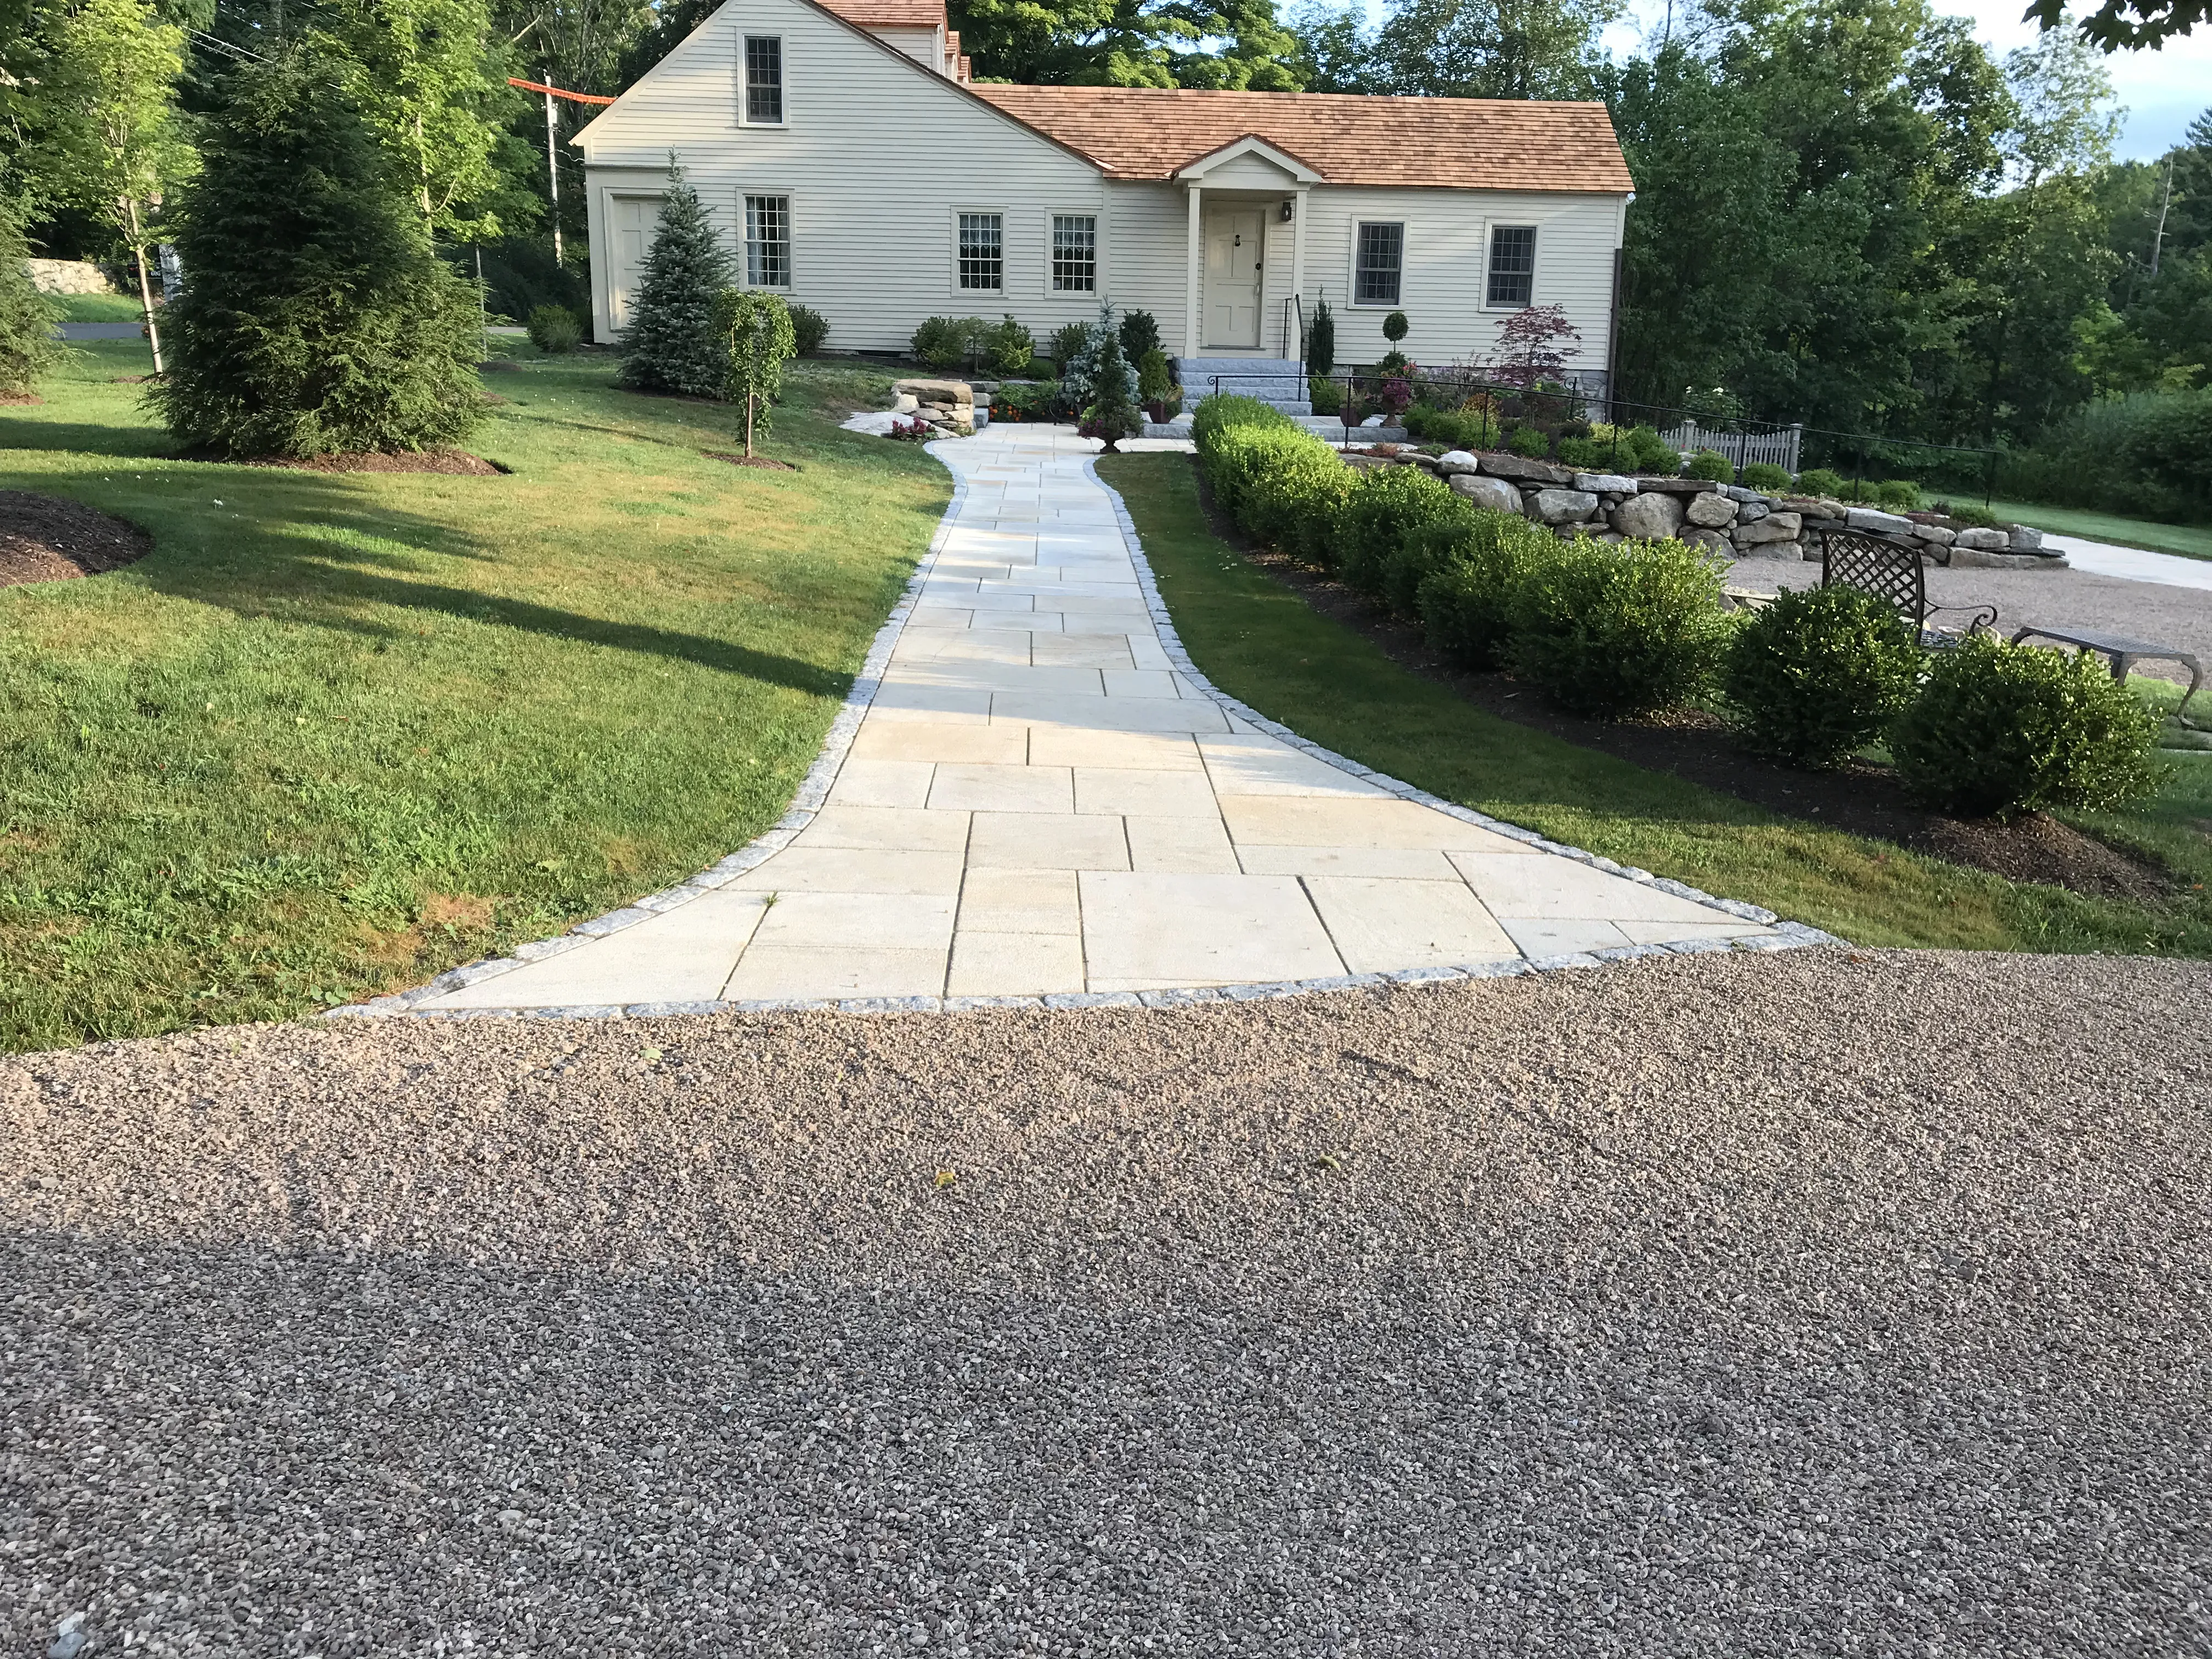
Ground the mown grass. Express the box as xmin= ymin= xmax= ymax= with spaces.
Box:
xmin=50 ymin=293 xmax=155 ymax=325
xmin=0 ymin=338 xmax=945 ymax=1051
xmin=1971 ymin=496 xmax=2212 ymax=563
xmin=1098 ymin=451 xmax=2212 ymax=957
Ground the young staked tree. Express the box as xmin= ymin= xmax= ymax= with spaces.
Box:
xmin=617 ymin=161 xmax=732 ymax=397
xmin=24 ymin=0 xmax=193 ymax=373
xmin=713 ymin=287 xmax=795 ymax=457
xmin=151 ymin=49 xmax=484 ymax=457
xmin=0 ymin=198 xmax=61 ymax=397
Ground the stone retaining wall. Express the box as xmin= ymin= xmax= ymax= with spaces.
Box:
xmin=24 ymin=258 xmax=117 ymax=296
xmin=1356 ymin=446 xmax=2061 ymax=571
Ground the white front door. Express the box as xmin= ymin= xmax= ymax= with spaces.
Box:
xmin=608 ymin=195 xmax=662 ymax=331
xmin=1203 ymin=208 xmax=1264 ymax=349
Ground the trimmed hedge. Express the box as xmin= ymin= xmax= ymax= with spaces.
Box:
xmin=1889 ymin=635 xmax=2167 ymax=819
xmin=1415 ymin=512 xmax=1560 ymax=669
xmin=1508 ymin=536 xmax=1733 ymax=717
xmin=1722 ymin=585 xmax=1922 ymax=768
xmin=1338 ymin=466 xmax=1466 ymax=601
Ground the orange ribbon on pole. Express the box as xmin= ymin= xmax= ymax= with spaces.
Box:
xmin=507 ymin=77 xmax=615 ymax=105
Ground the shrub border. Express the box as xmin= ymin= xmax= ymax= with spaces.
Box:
xmin=326 ymin=439 xmax=1839 ymax=1024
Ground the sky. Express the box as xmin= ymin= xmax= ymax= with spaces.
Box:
xmin=1596 ymin=0 xmax=2209 ymax=159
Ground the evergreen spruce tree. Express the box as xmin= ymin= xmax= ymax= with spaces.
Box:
xmin=151 ymin=50 xmax=483 ymax=458
xmin=617 ymin=162 xmax=732 ymax=397
xmin=0 ymin=200 xmax=61 ymax=399
xmin=1077 ymin=305 xmax=1141 ymax=453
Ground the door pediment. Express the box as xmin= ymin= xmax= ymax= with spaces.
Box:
xmin=1174 ymin=136 xmax=1322 ymax=188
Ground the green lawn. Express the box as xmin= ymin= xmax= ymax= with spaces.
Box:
xmin=0 ymin=339 xmax=946 ymax=1052
xmin=1098 ymin=452 xmax=2212 ymax=957
xmin=50 ymin=292 xmax=154 ymax=324
xmin=1974 ymin=496 xmax=2212 ymax=563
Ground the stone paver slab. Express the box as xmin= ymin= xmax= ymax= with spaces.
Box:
xmin=947 ymin=932 xmax=1086 ymax=997
xmin=968 ymin=812 xmax=1130 ymax=871
xmin=1304 ymin=877 xmax=1519 ymax=973
xmin=928 ymin=763 xmax=1074 ymax=814
xmin=1222 ymin=797 xmax=1530 ymax=851
xmin=956 ymin=868 xmax=1081 ymax=934
xmin=851 ymin=722 xmax=1027 ymax=765
xmin=729 ymin=848 xmax=965 ymax=894
xmin=1079 ymin=872 xmax=1344 ymax=989
xmin=1450 ymin=853 xmax=1731 ymax=922
xmin=1073 ymin=768 xmax=1222 ymax=818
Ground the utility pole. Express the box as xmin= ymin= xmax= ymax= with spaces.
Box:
xmin=2150 ymin=152 xmax=2174 ymax=278
xmin=542 ymin=69 xmax=562 ymax=267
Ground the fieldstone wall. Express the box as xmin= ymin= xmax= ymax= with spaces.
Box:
xmin=890 ymin=378 xmax=976 ymax=435
xmin=1351 ymin=446 xmax=2061 ymax=571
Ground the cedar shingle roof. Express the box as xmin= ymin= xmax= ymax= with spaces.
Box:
xmin=969 ymin=86 xmax=1634 ymax=193
xmin=814 ymin=0 xmax=945 ymax=27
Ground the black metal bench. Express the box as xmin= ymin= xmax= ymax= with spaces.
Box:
xmin=2010 ymin=623 xmax=2203 ymax=721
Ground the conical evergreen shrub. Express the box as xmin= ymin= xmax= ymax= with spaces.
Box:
xmin=151 ymin=51 xmax=482 ymax=458
xmin=617 ymin=163 xmax=732 ymax=397
xmin=0 ymin=200 xmax=60 ymax=398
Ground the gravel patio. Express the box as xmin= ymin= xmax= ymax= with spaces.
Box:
xmin=5 ymin=946 xmax=2208 ymax=1656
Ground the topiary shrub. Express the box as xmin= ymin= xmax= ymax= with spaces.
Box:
xmin=1874 ymin=478 xmax=1921 ymax=511
xmin=1684 ymin=448 xmax=1735 ymax=484
xmin=1504 ymin=425 xmax=1551 ymax=459
xmin=527 ymin=303 xmax=582 ymax=353
xmin=617 ymin=162 xmax=735 ymax=398
xmin=789 ymin=302 xmax=830 ymax=356
xmin=1888 ymin=635 xmax=2168 ymax=819
xmin=1305 ymin=296 xmax=1335 ymax=377
xmin=0 ymin=200 xmax=61 ymax=396
xmin=1721 ymin=586 xmax=1922 ymax=768
xmin=1508 ymin=536 xmax=1732 ymax=717
xmin=1795 ymin=467 xmax=1846 ymax=498
xmin=985 ymin=314 xmax=1035 ymax=376
xmin=152 ymin=48 xmax=483 ymax=457
xmin=1740 ymin=461 xmax=1791 ymax=492
xmin=1336 ymin=465 xmax=1463 ymax=601
xmin=1119 ymin=309 xmax=1160 ymax=363
xmin=1417 ymin=510 xmax=1561 ymax=670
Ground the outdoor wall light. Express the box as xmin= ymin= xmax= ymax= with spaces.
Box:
xmin=1280 ymin=199 xmax=1296 ymax=222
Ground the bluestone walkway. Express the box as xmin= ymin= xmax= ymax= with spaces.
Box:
xmin=407 ymin=428 xmax=1797 ymax=1014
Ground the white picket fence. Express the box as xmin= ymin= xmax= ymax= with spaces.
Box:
xmin=1656 ymin=421 xmax=1804 ymax=473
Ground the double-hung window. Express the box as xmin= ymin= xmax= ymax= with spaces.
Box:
xmin=1051 ymin=214 xmax=1097 ymax=292
xmin=744 ymin=36 xmax=783 ymax=124
xmin=1354 ymin=221 xmax=1403 ymax=306
xmin=746 ymin=194 xmax=791 ymax=287
xmin=958 ymin=212 xmax=1002 ymax=291
xmin=1487 ymin=225 xmax=1536 ymax=307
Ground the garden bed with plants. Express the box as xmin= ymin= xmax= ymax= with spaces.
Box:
xmin=1091 ymin=401 xmax=2210 ymax=956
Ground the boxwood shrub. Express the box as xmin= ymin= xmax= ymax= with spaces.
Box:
xmin=1192 ymin=392 xmax=1359 ymax=568
xmin=1415 ymin=511 xmax=1561 ymax=669
xmin=1508 ymin=536 xmax=1733 ymax=717
xmin=1740 ymin=461 xmax=1791 ymax=492
xmin=1336 ymin=465 xmax=1465 ymax=601
xmin=1684 ymin=448 xmax=1735 ymax=484
xmin=1889 ymin=635 xmax=2168 ymax=819
xmin=1795 ymin=467 xmax=1846 ymax=498
xmin=1721 ymin=585 xmax=1922 ymax=768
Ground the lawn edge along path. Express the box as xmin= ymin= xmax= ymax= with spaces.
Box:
xmin=329 ymin=436 xmax=1836 ymax=1023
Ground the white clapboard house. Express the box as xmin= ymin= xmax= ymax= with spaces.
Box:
xmin=573 ymin=0 xmax=1636 ymax=405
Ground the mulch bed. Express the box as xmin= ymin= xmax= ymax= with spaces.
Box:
xmin=1188 ymin=467 xmax=2172 ymax=904
xmin=236 ymin=450 xmax=507 ymax=476
xmin=1 ymin=391 xmax=42 ymax=405
xmin=0 ymin=489 xmax=154 ymax=588
xmin=704 ymin=450 xmax=795 ymax=470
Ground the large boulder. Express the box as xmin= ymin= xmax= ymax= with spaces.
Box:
xmin=1612 ymin=491 xmax=1686 ymax=539
xmin=1435 ymin=450 xmax=1482 ymax=475
xmin=1844 ymin=506 xmax=1915 ymax=535
xmin=1776 ymin=494 xmax=1847 ymax=520
xmin=2008 ymin=523 xmax=2045 ymax=551
xmin=1685 ymin=492 xmax=1740 ymax=528
xmin=1479 ymin=452 xmax=1576 ymax=486
xmin=1681 ymin=527 xmax=1734 ymax=556
xmin=1529 ymin=487 xmax=1600 ymax=524
xmin=1735 ymin=511 xmax=1802 ymax=544
xmin=1573 ymin=472 xmax=1638 ymax=494
xmin=1738 ymin=499 xmax=1771 ymax=522
xmin=1635 ymin=477 xmax=1717 ymax=495
xmin=1951 ymin=527 xmax=2008 ymax=550
xmin=1448 ymin=473 xmax=1524 ymax=515
xmin=1914 ymin=523 xmax=1955 ymax=546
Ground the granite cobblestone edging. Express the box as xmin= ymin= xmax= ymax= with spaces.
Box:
xmin=327 ymin=443 xmax=1841 ymax=1022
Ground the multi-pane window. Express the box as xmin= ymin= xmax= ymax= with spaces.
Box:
xmin=1051 ymin=214 xmax=1097 ymax=292
xmin=1354 ymin=221 xmax=1403 ymax=306
xmin=1487 ymin=225 xmax=1536 ymax=307
xmin=958 ymin=212 xmax=1002 ymax=291
xmin=744 ymin=36 xmax=783 ymax=123
xmin=746 ymin=194 xmax=790 ymax=287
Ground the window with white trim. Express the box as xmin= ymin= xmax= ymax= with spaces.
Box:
xmin=1487 ymin=225 xmax=1536 ymax=307
xmin=1051 ymin=214 xmax=1096 ymax=292
xmin=958 ymin=212 xmax=1002 ymax=291
xmin=744 ymin=36 xmax=783 ymax=124
xmin=1354 ymin=221 xmax=1403 ymax=306
xmin=746 ymin=194 xmax=790 ymax=287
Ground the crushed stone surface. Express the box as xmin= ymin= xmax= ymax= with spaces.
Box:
xmin=3 ymin=947 xmax=2208 ymax=1657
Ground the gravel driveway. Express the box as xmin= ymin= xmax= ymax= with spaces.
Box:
xmin=5 ymin=949 xmax=2208 ymax=1656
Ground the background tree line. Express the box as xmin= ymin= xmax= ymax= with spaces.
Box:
xmin=0 ymin=0 xmax=2202 ymax=490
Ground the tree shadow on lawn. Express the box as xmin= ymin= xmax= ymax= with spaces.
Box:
xmin=100 ymin=474 xmax=856 ymax=700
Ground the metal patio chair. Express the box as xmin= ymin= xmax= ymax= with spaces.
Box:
xmin=1820 ymin=531 xmax=1997 ymax=646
